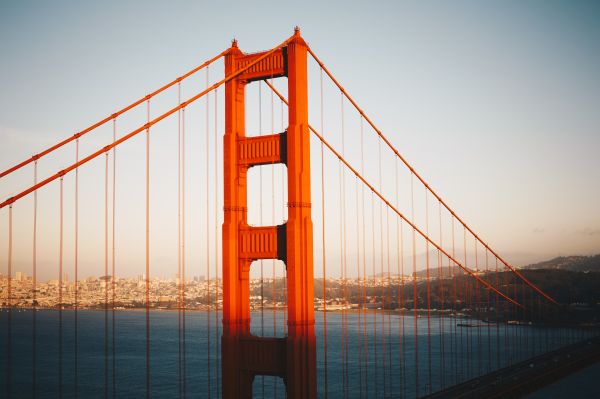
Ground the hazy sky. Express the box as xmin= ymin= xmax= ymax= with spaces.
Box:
xmin=1 ymin=0 xmax=599 ymax=280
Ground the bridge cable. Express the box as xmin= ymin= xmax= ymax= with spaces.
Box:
xmin=6 ymin=204 xmax=13 ymax=398
xmin=437 ymin=198 xmax=445 ymax=389
xmin=360 ymin=115 xmax=369 ymax=398
xmin=340 ymin=91 xmax=349 ymax=398
xmin=181 ymin=100 xmax=188 ymax=398
xmin=264 ymin=78 xmax=525 ymax=296
xmin=475 ymin=238 xmax=481 ymax=376
xmin=451 ymin=216 xmax=457 ymax=384
xmin=371 ymin=189 xmax=378 ymax=398
xmin=306 ymin=47 xmax=557 ymax=306
xmin=377 ymin=130 xmax=388 ymax=397
xmin=204 ymin=66 xmax=211 ymax=399
xmin=355 ymin=148 xmax=363 ymax=397
xmin=426 ymin=188 xmax=432 ymax=394
xmin=390 ymin=205 xmax=394 ymax=393
xmin=411 ymin=172 xmax=419 ymax=396
xmin=145 ymin=98 xmax=151 ymax=399
xmin=460 ymin=226 xmax=468 ymax=379
xmin=59 ymin=176 xmax=64 ymax=398
xmin=258 ymin=80 xmax=265 ymax=398
xmin=263 ymin=79 xmax=538 ymax=392
xmin=280 ymin=96 xmax=287 ymax=337
xmin=177 ymin=82 xmax=182 ymax=399
xmin=486 ymin=248 xmax=492 ymax=374
xmin=74 ymin=141 xmax=79 ymax=398
xmin=495 ymin=257 xmax=501 ymax=370
xmin=214 ymin=84 xmax=220 ymax=399
xmin=111 ymin=117 xmax=117 ymax=398
xmin=104 ymin=145 xmax=109 ymax=399
xmin=269 ymin=76 xmax=277 ymax=397
xmin=1 ymin=35 xmax=295 ymax=210
xmin=0 ymin=50 xmax=228 ymax=180
xmin=33 ymin=160 xmax=38 ymax=396
xmin=319 ymin=67 xmax=329 ymax=398
xmin=395 ymin=155 xmax=406 ymax=398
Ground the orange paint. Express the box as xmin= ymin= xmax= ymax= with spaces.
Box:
xmin=222 ymin=28 xmax=316 ymax=398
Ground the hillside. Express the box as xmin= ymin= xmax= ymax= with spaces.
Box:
xmin=522 ymin=255 xmax=600 ymax=273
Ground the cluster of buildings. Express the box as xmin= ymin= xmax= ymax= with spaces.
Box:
xmin=1 ymin=271 xmax=436 ymax=311
xmin=0 ymin=272 xmax=219 ymax=310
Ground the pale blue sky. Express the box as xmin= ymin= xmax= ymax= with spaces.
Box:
xmin=1 ymin=0 xmax=599 ymax=280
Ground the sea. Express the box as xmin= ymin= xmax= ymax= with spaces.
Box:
xmin=0 ymin=309 xmax=591 ymax=398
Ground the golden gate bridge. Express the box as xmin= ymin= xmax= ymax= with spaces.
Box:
xmin=1 ymin=28 xmax=598 ymax=398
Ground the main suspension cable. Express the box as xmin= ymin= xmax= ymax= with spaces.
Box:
xmin=263 ymin=81 xmax=524 ymax=308
xmin=306 ymin=47 xmax=557 ymax=306
xmin=0 ymin=49 xmax=228 ymax=179
xmin=1 ymin=35 xmax=295 ymax=210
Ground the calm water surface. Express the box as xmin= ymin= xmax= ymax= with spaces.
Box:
xmin=0 ymin=309 xmax=590 ymax=398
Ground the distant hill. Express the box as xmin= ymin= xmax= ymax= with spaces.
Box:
xmin=522 ymin=255 xmax=600 ymax=273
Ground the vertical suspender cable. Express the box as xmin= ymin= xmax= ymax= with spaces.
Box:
xmin=438 ymin=200 xmax=445 ymax=389
xmin=6 ymin=204 xmax=13 ymax=399
xmin=506 ymin=257 xmax=512 ymax=365
xmin=214 ymin=86 xmax=220 ymax=398
xmin=475 ymin=238 xmax=481 ymax=375
xmin=355 ymin=112 xmax=363 ymax=396
xmin=513 ymin=264 xmax=518 ymax=364
xmin=318 ymin=68 xmax=329 ymax=398
xmin=33 ymin=161 xmax=38 ymax=396
xmin=371 ymin=190 xmax=378 ymax=398
xmin=451 ymin=216 xmax=458 ymax=384
xmin=338 ymin=94 xmax=345 ymax=395
xmin=181 ymin=104 xmax=187 ymax=398
xmin=495 ymin=257 xmax=500 ymax=369
xmin=104 ymin=150 xmax=109 ymax=399
xmin=320 ymin=67 xmax=328 ymax=398
xmin=395 ymin=157 xmax=405 ymax=399
xmin=386 ymin=205 xmax=392 ymax=395
xmin=258 ymin=81 xmax=265 ymax=398
xmin=59 ymin=177 xmax=64 ymax=399
xmin=355 ymin=161 xmax=363 ymax=397
xmin=145 ymin=98 xmax=151 ymax=399
xmin=411 ymin=172 xmax=419 ymax=396
xmin=360 ymin=116 xmax=368 ymax=398
xmin=205 ymin=68 xmax=211 ymax=399
xmin=177 ymin=83 xmax=183 ymax=399
xmin=425 ymin=190 xmax=432 ymax=394
xmin=377 ymin=135 xmax=387 ymax=397
xmin=485 ymin=249 xmax=491 ymax=373
xmin=270 ymin=77 xmax=276 ymax=329
xmin=462 ymin=227 xmax=468 ymax=379
xmin=340 ymin=92 xmax=349 ymax=397
xmin=112 ymin=118 xmax=117 ymax=398
xmin=281 ymin=98 xmax=287 ymax=337
xmin=74 ymin=140 xmax=79 ymax=399
xmin=270 ymin=77 xmax=277 ymax=397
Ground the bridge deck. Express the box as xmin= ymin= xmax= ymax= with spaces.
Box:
xmin=423 ymin=334 xmax=600 ymax=399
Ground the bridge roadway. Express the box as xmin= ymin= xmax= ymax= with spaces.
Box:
xmin=423 ymin=333 xmax=600 ymax=399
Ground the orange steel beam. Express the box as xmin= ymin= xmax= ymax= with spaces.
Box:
xmin=264 ymin=80 xmax=524 ymax=309
xmin=237 ymin=133 xmax=286 ymax=167
xmin=0 ymin=36 xmax=294 ymax=210
xmin=0 ymin=49 xmax=229 ymax=180
xmin=239 ymin=225 xmax=285 ymax=261
xmin=306 ymin=48 xmax=558 ymax=306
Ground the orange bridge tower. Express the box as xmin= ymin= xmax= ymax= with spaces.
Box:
xmin=221 ymin=28 xmax=316 ymax=398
